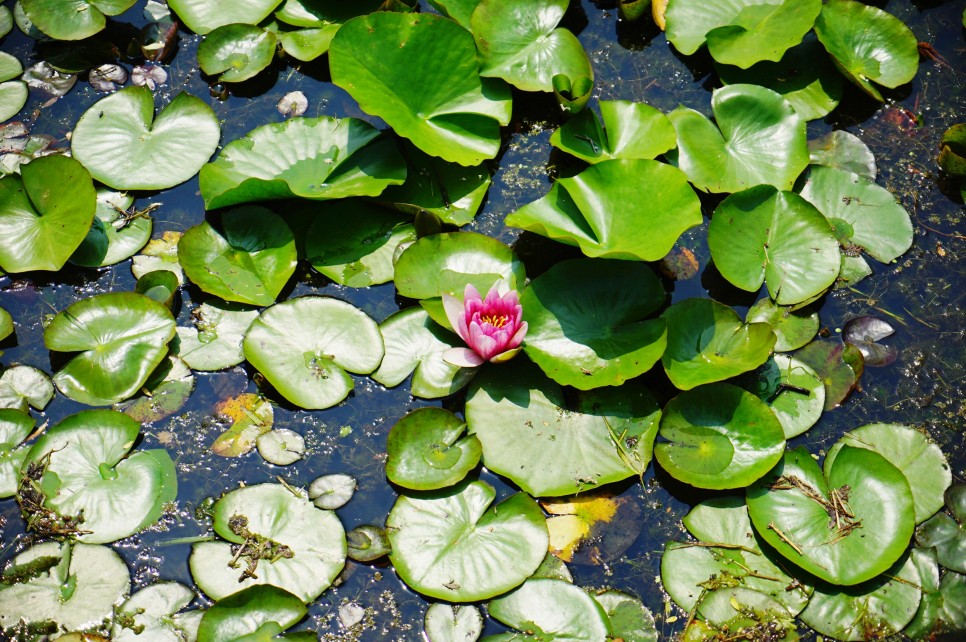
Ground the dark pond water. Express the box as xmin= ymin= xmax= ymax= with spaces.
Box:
xmin=0 ymin=0 xmax=964 ymax=639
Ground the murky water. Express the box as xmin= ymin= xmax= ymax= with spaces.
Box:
xmin=0 ymin=0 xmax=963 ymax=639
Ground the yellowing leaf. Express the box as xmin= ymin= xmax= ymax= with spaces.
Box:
xmin=210 ymin=393 xmax=273 ymax=457
xmin=542 ymin=493 xmax=620 ymax=562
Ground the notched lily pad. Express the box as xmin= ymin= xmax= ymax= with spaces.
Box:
xmin=70 ymin=190 xmax=153 ymax=268
xmin=308 ymin=473 xmax=356 ymax=510
xmin=257 ymin=428 xmax=305 ymax=466
xmin=842 ymin=315 xmax=897 ymax=367
xmin=198 ymin=23 xmax=278 ymax=83
xmin=794 ymin=339 xmax=864 ymax=410
xmin=550 ymin=99 xmax=677 ymax=164
xmin=424 ymin=603 xmax=483 ymax=642
xmin=486 ymin=578 xmax=610 ymax=641
xmin=112 ymin=582 xmax=200 ymax=642
xmin=739 ymin=354 xmax=825 ymax=439
xmin=174 ymin=301 xmax=260 ymax=371
xmin=746 ymin=298 xmax=819 ymax=352
xmin=386 ymin=407 xmax=481 ymax=491
xmin=0 ymin=364 xmax=54 ymax=413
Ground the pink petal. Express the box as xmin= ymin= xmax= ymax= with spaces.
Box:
xmin=442 ymin=292 xmax=468 ymax=339
xmin=509 ymin=321 xmax=528 ymax=348
xmin=463 ymin=283 xmax=483 ymax=305
xmin=443 ymin=347 xmax=485 ymax=368
xmin=468 ymin=322 xmax=499 ymax=360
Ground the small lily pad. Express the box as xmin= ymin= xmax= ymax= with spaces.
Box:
xmin=70 ymin=189 xmax=153 ymax=268
xmin=132 ymin=231 xmax=184 ymax=284
xmin=739 ymin=355 xmax=825 ymax=439
xmin=794 ymin=339 xmax=864 ymax=410
xmin=135 ymin=270 xmax=179 ymax=310
xmin=197 ymin=585 xmax=306 ymax=642
xmin=198 ymin=23 xmax=277 ymax=83
xmin=550 ymin=99 xmax=677 ymax=164
xmin=0 ymin=364 xmax=54 ymax=412
xmin=346 ymin=524 xmax=392 ymax=562
xmin=746 ymin=298 xmax=819 ymax=352
xmin=842 ymin=315 xmax=897 ymax=367
xmin=308 ymin=473 xmax=356 ymax=510
xmin=386 ymin=407 xmax=481 ymax=491
xmin=808 ymin=130 xmax=876 ymax=179
xmin=120 ymin=356 xmax=195 ymax=424
xmin=112 ymin=582 xmax=200 ymax=642
xmin=210 ymin=393 xmax=274 ymax=458
xmin=916 ymin=484 xmax=966 ymax=574
xmin=424 ymin=604 xmax=483 ymax=642
xmin=175 ymin=301 xmax=260 ymax=371
xmin=257 ymin=428 xmax=305 ymax=466
xmin=486 ymin=578 xmax=609 ymax=641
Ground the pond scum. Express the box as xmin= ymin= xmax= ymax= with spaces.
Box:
xmin=0 ymin=0 xmax=964 ymax=641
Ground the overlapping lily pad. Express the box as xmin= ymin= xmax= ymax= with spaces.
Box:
xmin=550 ymin=100 xmax=677 ymax=164
xmin=795 ymin=339 xmax=864 ymax=410
xmin=387 ymin=481 xmax=548 ymax=601
xmin=807 ymin=130 xmax=876 ymax=179
xmin=168 ymin=0 xmax=284 ymax=34
xmin=175 ymin=301 xmax=260 ymax=371
xmin=19 ymin=409 xmax=177 ymax=543
xmin=905 ymin=548 xmax=966 ymax=639
xmin=120 ymin=356 xmax=195 ymax=424
xmin=740 ymin=355 xmax=825 ymax=438
xmin=521 ymin=258 xmax=667 ymax=389
xmin=661 ymin=298 xmax=776 ymax=390
xmin=198 ymin=585 xmax=306 ymax=642
xmin=20 ymin=0 xmax=137 ymax=40
xmin=179 ymin=207 xmax=297 ymax=306
xmin=0 ymin=409 xmax=32 ymax=498
xmin=112 ymin=582 xmax=201 ymax=642
xmin=0 ymin=154 xmax=96 ymax=273
xmin=916 ymin=484 xmax=966 ymax=574
xmin=687 ymin=587 xmax=798 ymax=641
xmin=209 ymin=393 xmax=274 ymax=457
xmin=486 ymin=578 xmax=610 ymax=640
xmin=198 ymin=23 xmax=277 ymax=83
xmin=329 ymin=12 xmax=511 ymax=166
xmin=746 ymin=298 xmax=819 ymax=352
xmin=189 ymin=483 xmax=346 ymax=601
xmin=243 ymin=296 xmax=384 ymax=409
xmin=70 ymin=190 xmax=152 ymax=268
xmin=465 ymin=361 xmax=661 ymax=496
xmin=72 ymin=87 xmax=221 ymax=191
xmin=0 ymin=52 xmax=26 ymax=123
xmin=506 ymin=159 xmax=702 ymax=261
xmin=386 ymin=407 xmax=481 ymax=491
xmin=747 ymin=446 xmax=915 ymax=585
xmin=200 ymin=116 xmax=405 ymax=210
xmin=668 ymin=84 xmax=808 ymax=193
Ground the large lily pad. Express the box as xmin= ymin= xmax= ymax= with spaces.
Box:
xmin=19 ymin=409 xmax=177 ymax=543
xmin=661 ymin=298 xmax=776 ymax=391
xmin=0 ymin=542 xmax=129 ymax=634
xmin=72 ymin=87 xmax=221 ymax=191
xmin=70 ymin=190 xmax=152 ymax=268
xmin=179 ymin=207 xmax=297 ymax=306
xmin=20 ymin=0 xmax=137 ymax=40
xmin=386 ymin=481 xmax=548 ymax=601
xmin=198 ymin=23 xmax=277 ymax=83
xmin=200 ymin=116 xmax=405 ymax=210
xmin=550 ymin=100 xmax=677 ymax=164
xmin=656 ymin=383 xmax=785 ymax=489
xmin=0 ymin=154 xmax=96 ymax=273
xmin=796 ymin=164 xmax=913 ymax=264
xmin=747 ymin=446 xmax=915 ymax=585
xmin=487 ymin=578 xmax=610 ymax=641
xmin=329 ymin=12 xmax=511 ymax=166
xmin=386 ymin=407 xmax=481 ymax=491
xmin=45 ymin=292 xmax=176 ymax=406
xmin=243 ymin=296 xmax=384 ymax=410
xmin=709 ymin=185 xmax=840 ymax=305
xmin=189 ymin=483 xmax=346 ymax=602
xmin=521 ymin=258 xmax=667 ymax=389
xmin=471 ymin=0 xmax=592 ymax=93
xmin=506 ymin=159 xmax=702 ymax=261
xmin=174 ymin=301 xmax=260 ymax=371
xmin=168 ymin=0 xmax=284 ymax=34
xmin=813 ymin=0 xmax=918 ymax=101
xmin=667 ymin=84 xmax=808 ymax=193
xmin=465 ymin=361 xmax=661 ymax=496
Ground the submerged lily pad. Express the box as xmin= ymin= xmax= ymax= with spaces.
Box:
xmin=521 ymin=258 xmax=667 ymax=389
xmin=386 ymin=407 xmax=481 ymax=491
xmin=198 ymin=23 xmax=277 ymax=83
xmin=506 ymin=159 xmax=702 ymax=261
xmin=550 ymin=100 xmax=677 ymax=164
xmin=168 ymin=0 xmax=284 ymax=34
xmin=72 ymin=86 xmax=221 ymax=191
xmin=747 ymin=446 xmax=915 ymax=585
xmin=387 ymin=480 xmax=548 ymax=601
xmin=19 ymin=409 xmax=177 ymax=543
xmin=199 ymin=116 xmax=405 ymax=210
xmin=179 ymin=207 xmax=297 ymax=306
xmin=842 ymin=315 xmax=897 ymax=367
xmin=329 ymin=12 xmax=511 ymax=166
xmin=175 ymin=301 xmax=260 ymax=371
xmin=487 ymin=578 xmax=610 ymax=641
xmin=668 ymin=84 xmax=808 ymax=193
xmin=190 ymin=483 xmax=346 ymax=601
xmin=0 ymin=154 xmax=96 ymax=274
xmin=70 ymin=190 xmax=152 ymax=268
xmin=243 ymin=296 xmax=384 ymax=410
xmin=21 ymin=0 xmax=137 ymax=40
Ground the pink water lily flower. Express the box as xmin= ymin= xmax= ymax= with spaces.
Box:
xmin=442 ymin=282 xmax=528 ymax=367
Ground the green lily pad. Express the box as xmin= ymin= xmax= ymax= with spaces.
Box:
xmin=174 ymin=301 xmax=260 ymax=371
xmin=20 ymin=0 xmax=136 ymax=40
xmin=199 ymin=116 xmax=405 ymax=210
xmin=549 ymin=99 xmax=677 ymax=164
xmin=70 ymin=189 xmax=152 ymax=268
xmin=378 ymin=141 xmax=491 ymax=226
xmin=45 ymin=292 xmax=176 ymax=406
xmin=521 ymin=258 xmax=668 ymax=389
xmin=739 ymin=355 xmax=825 ymax=439
xmin=386 ymin=407 xmax=481 ymax=491
xmin=708 ymin=185 xmax=840 ymax=305
xmin=372 ymin=307 xmax=476 ymax=399
xmin=308 ymin=473 xmax=356 ymax=510
xmin=189 ymin=483 xmax=346 ymax=601
xmin=689 ymin=587 xmax=799 ymax=641
xmin=0 ymin=541 xmax=129 ymax=634
xmin=72 ymin=87 xmax=221 ymax=191
xmin=794 ymin=339 xmax=864 ymax=410
xmin=257 ymin=428 xmax=305 ymax=466
xmin=465 ymin=361 xmax=661 ymax=496
xmin=471 ymin=0 xmax=592 ymax=93
xmin=387 ymin=481 xmax=548 ymax=601
xmin=179 ymin=207 xmax=297 ymax=306
xmin=667 ymin=84 xmax=808 ymax=193
xmin=747 ymin=445 xmax=915 ymax=585
xmin=113 ymin=582 xmax=200 ymax=642
xmin=136 ymin=270 xmax=179 ymax=310
xmin=662 ymin=496 xmax=811 ymax=615
xmin=168 ymin=0 xmax=284 ymax=34
xmin=277 ymin=25 xmax=339 ymax=62
xmin=905 ymin=548 xmax=966 ymax=640
xmin=243 ymin=296 xmax=384 ymax=410
xmin=0 ymin=408 xmax=33 ymax=498
xmin=198 ymin=585 xmax=306 ymax=642
xmin=424 ymin=603 xmax=483 ymax=642
xmin=346 ymin=525 xmax=392 ymax=562
xmin=813 ymin=0 xmax=918 ymax=101
xmin=427 ymin=0 xmax=480 ymax=26
xmin=0 ymin=154 xmax=96 ymax=273
xmin=120 ymin=356 xmax=195 ymax=424
xmin=826 ymin=423 xmax=951 ymax=525
xmin=0 ymin=52 xmax=26 ymax=123
xmin=210 ymin=393 xmax=274 ymax=458
xmin=0 ymin=6 xmax=11 ymax=37
xmin=746 ymin=298 xmax=819 ymax=352
xmin=552 ymin=72 xmax=593 ymax=115
xmin=661 ymin=298 xmax=776 ymax=391
xmin=799 ymin=553 xmax=921 ymax=641
xmin=656 ymin=383 xmax=785 ymax=490
xmin=916 ymin=484 xmax=966 ymax=574
xmin=0 ymin=365 xmax=54 ymax=412
xmin=132 ymin=231 xmax=184 ymax=285
xmin=593 ymin=591 xmax=658 ymax=642
xmin=797 ymin=164 xmax=913 ymax=264
xmin=807 ymin=130 xmax=876 ymax=180
xmin=329 ymin=12 xmax=511 ymax=166
xmin=19 ymin=409 xmax=177 ymax=543
xmin=939 ymin=124 xmax=966 ymax=177
xmin=506 ymin=159 xmax=702 ymax=261
xmin=716 ymin=36 xmax=842 ymax=121
xmin=304 ymin=200 xmax=415 ymax=287
xmin=487 ymin=578 xmax=609 ymax=641
xmin=198 ymin=23 xmax=277 ymax=83
xmin=393 ymin=231 xmax=526 ymax=300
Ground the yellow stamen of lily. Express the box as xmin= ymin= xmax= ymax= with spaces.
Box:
xmin=480 ymin=314 xmax=508 ymax=328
